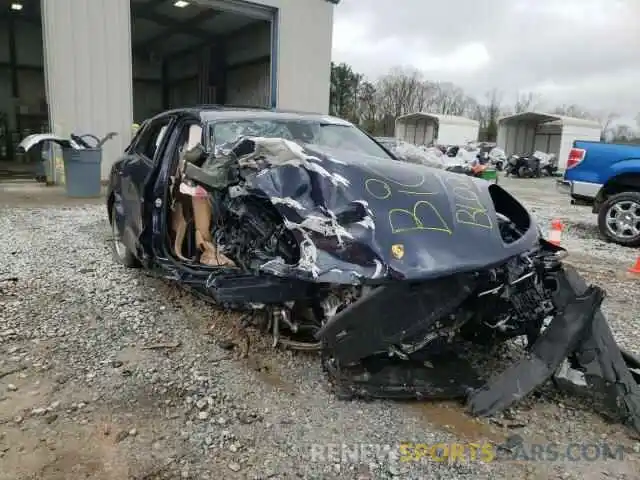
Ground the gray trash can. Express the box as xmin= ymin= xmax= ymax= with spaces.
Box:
xmin=61 ymin=132 xmax=117 ymax=197
xmin=62 ymin=147 xmax=102 ymax=197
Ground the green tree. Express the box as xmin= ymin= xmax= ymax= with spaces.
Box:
xmin=484 ymin=89 xmax=502 ymax=142
xmin=329 ymin=62 xmax=362 ymax=122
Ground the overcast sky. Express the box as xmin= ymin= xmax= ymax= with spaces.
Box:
xmin=332 ymin=0 xmax=639 ymax=122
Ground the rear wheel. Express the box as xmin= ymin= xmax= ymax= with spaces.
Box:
xmin=110 ymin=206 xmax=140 ymax=267
xmin=598 ymin=191 xmax=640 ymax=247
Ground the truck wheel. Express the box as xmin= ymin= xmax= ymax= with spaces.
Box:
xmin=598 ymin=192 xmax=640 ymax=247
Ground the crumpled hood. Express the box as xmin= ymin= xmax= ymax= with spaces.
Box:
xmin=220 ymin=138 xmax=539 ymax=283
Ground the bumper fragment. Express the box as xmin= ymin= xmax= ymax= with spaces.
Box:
xmin=467 ymin=264 xmax=640 ymax=435
xmin=467 ymin=283 xmax=604 ymax=416
xmin=320 ymin=262 xmax=640 ymax=436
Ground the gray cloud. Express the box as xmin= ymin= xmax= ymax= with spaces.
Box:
xmin=332 ymin=0 xmax=640 ymax=119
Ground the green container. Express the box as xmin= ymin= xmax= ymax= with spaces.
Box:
xmin=481 ymin=168 xmax=498 ymax=183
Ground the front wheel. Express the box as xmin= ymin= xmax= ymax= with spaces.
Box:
xmin=110 ymin=207 xmax=140 ymax=267
xmin=597 ymin=191 xmax=640 ymax=247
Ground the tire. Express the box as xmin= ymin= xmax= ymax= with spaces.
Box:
xmin=518 ymin=166 xmax=529 ymax=178
xmin=597 ymin=191 xmax=640 ymax=247
xmin=109 ymin=206 xmax=140 ymax=267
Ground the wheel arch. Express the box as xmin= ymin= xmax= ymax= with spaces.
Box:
xmin=594 ymin=173 xmax=640 ymax=210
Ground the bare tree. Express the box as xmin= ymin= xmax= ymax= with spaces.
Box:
xmin=429 ymin=82 xmax=470 ymax=115
xmin=332 ymin=61 xmax=632 ymax=144
xmin=513 ymin=92 xmax=542 ymax=113
xmin=594 ymin=112 xmax=619 ymax=140
xmin=357 ymin=81 xmax=379 ymax=133
xmin=600 ymin=112 xmax=619 ymax=130
xmin=412 ymin=81 xmax=438 ymax=113
xmin=552 ymin=104 xmax=595 ymax=120
xmin=375 ymin=67 xmax=424 ymax=118
xmin=611 ymin=124 xmax=634 ymax=141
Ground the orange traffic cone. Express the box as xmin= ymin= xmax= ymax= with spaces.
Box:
xmin=548 ymin=219 xmax=563 ymax=246
xmin=628 ymin=257 xmax=640 ymax=274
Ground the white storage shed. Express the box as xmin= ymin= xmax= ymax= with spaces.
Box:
xmin=496 ymin=112 xmax=602 ymax=170
xmin=394 ymin=113 xmax=480 ymax=146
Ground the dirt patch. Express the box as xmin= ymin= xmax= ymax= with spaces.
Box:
xmin=0 ymin=181 xmax=106 ymax=208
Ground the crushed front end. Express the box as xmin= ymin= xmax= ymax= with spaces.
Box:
xmin=182 ymin=136 xmax=640 ymax=435
xmin=315 ymin=241 xmax=640 ymax=435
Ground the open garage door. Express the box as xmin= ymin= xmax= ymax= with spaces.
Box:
xmin=0 ymin=2 xmax=48 ymax=179
xmin=130 ymin=0 xmax=277 ymax=123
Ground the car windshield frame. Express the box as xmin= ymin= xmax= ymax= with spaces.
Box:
xmin=206 ymin=118 xmax=394 ymax=160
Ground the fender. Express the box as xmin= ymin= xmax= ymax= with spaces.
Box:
xmin=607 ymin=158 xmax=640 ymax=180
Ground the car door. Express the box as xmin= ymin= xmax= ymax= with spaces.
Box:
xmin=149 ymin=119 xmax=206 ymax=264
xmin=119 ymin=116 xmax=174 ymax=258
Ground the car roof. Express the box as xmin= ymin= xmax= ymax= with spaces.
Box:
xmin=147 ymin=105 xmax=354 ymax=126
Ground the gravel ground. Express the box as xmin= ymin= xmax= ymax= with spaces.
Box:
xmin=1 ymin=176 xmax=640 ymax=480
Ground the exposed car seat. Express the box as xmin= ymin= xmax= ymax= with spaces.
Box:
xmin=169 ymin=126 xmax=196 ymax=261
xmin=172 ymin=124 xmax=234 ymax=267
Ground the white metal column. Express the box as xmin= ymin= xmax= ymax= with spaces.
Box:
xmin=41 ymin=0 xmax=134 ymax=181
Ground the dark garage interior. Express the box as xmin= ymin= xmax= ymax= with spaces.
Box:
xmin=131 ymin=0 xmax=274 ymax=122
xmin=0 ymin=0 xmax=47 ymax=175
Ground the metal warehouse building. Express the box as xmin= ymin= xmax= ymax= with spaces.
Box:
xmin=0 ymin=0 xmax=338 ymax=180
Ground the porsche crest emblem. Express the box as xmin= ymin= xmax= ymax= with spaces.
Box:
xmin=391 ymin=244 xmax=405 ymax=259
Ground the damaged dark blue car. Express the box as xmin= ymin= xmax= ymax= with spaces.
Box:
xmin=106 ymin=106 xmax=640 ymax=435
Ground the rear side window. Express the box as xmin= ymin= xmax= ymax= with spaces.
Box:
xmin=132 ymin=118 xmax=173 ymax=162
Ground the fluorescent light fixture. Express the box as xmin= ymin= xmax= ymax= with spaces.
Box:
xmin=11 ymin=3 xmax=23 ymax=10
xmin=173 ymin=0 xmax=189 ymax=7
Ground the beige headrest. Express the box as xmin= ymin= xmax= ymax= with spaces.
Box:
xmin=186 ymin=125 xmax=202 ymax=150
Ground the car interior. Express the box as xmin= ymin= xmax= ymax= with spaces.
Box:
xmin=168 ymin=122 xmax=235 ymax=267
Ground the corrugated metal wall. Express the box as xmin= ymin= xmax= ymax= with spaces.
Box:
xmin=41 ymin=0 xmax=133 ymax=180
xmin=132 ymin=55 xmax=163 ymax=121
xmin=437 ymin=124 xmax=479 ymax=145
xmin=397 ymin=118 xmax=436 ymax=145
xmin=225 ymin=20 xmax=272 ymax=107
xmin=226 ymin=61 xmax=271 ymax=106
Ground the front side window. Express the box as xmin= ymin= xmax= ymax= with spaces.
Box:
xmin=207 ymin=119 xmax=393 ymax=159
xmin=133 ymin=118 xmax=172 ymax=162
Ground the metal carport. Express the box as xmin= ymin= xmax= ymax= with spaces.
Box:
xmin=496 ymin=112 xmax=601 ymax=170
xmin=395 ymin=113 xmax=480 ymax=146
